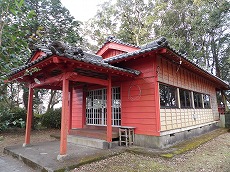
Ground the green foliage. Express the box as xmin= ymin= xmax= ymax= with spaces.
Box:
xmin=1 ymin=0 xmax=82 ymax=117
xmin=23 ymin=0 xmax=82 ymax=47
xmin=153 ymin=0 xmax=230 ymax=81
xmin=83 ymin=0 xmax=154 ymax=49
xmin=0 ymin=105 xmax=26 ymax=131
xmin=84 ymin=0 xmax=229 ymax=86
xmin=41 ymin=108 xmax=61 ymax=129
xmin=33 ymin=113 xmax=43 ymax=129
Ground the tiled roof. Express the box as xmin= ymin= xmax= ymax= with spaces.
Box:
xmin=8 ymin=43 xmax=141 ymax=77
xmin=103 ymin=37 xmax=168 ymax=63
xmin=96 ymin=36 xmax=140 ymax=54
xmin=103 ymin=37 xmax=229 ymax=87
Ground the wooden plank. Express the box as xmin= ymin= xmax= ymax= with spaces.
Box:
xmin=122 ymin=106 xmax=156 ymax=113
xmin=122 ymin=118 xmax=157 ymax=125
xmin=67 ymin=72 xmax=109 ymax=86
xmin=153 ymin=54 xmax=161 ymax=134
xmin=122 ymin=94 xmax=155 ymax=101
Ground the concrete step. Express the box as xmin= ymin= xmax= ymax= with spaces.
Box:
xmin=69 ymin=129 xmax=119 ymax=140
xmin=67 ymin=135 xmax=118 ymax=149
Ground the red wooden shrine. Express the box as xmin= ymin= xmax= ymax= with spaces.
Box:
xmin=6 ymin=37 xmax=229 ymax=158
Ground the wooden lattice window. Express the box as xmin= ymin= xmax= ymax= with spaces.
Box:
xmin=86 ymin=87 xmax=121 ymax=126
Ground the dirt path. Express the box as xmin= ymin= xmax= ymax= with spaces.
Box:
xmin=74 ymin=132 xmax=230 ymax=172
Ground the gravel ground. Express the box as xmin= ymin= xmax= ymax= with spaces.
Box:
xmin=0 ymin=129 xmax=229 ymax=172
xmin=74 ymin=132 xmax=230 ymax=172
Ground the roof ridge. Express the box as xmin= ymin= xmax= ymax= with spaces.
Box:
xmin=7 ymin=42 xmax=141 ymax=78
xmin=106 ymin=36 xmax=140 ymax=48
xmin=96 ymin=36 xmax=140 ymax=54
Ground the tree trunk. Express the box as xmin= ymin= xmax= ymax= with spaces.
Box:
xmin=46 ymin=90 xmax=61 ymax=112
xmin=0 ymin=21 xmax=3 ymax=46
xmin=211 ymin=35 xmax=229 ymax=112
xmin=211 ymin=36 xmax=221 ymax=78
xmin=47 ymin=90 xmax=56 ymax=111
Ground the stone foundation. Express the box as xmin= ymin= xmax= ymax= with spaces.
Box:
xmin=134 ymin=122 xmax=219 ymax=148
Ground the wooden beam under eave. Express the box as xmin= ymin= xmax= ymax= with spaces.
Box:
xmin=53 ymin=56 xmax=61 ymax=63
xmin=66 ymin=72 xmax=109 ymax=86
xmin=158 ymin=48 xmax=167 ymax=54
xmin=32 ymin=73 xmax=65 ymax=88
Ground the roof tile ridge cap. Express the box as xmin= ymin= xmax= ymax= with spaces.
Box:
xmin=140 ymin=36 xmax=168 ymax=49
xmin=103 ymin=47 xmax=144 ymax=62
xmin=96 ymin=36 xmax=140 ymax=54
xmin=107 ymin=36 xmax=140 ymax=48
xmin=106 ymin=63 xmax=141 ymax=75
xmin=83 ymin=51 xmax=102 ymax=58
xmin=26 ymin=44 xmax=51 ymax=64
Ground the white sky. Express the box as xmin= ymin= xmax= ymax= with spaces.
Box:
xmin=60 ymin=0 xmax=108 ymax=22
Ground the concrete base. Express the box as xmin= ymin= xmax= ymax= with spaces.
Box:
xmin=135 ymin=122 xmax=219 ymax=149
xmin=22 ymin=143 xmax=32 ymax=147
xmin=67 ymin=135 xmax=119 ymax=149
xmin=57 ymin=154 xmax=68 ymax=161
xmin=219 ymin=115 xmax=226 ymax=128
xmin=225 ymin=112 xmax=230 ymax=128
xmin=4 ymin=141 xmax=124 ymax=172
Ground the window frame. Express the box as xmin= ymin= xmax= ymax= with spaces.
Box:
xmin=159 ymin=83 xmax=178 ymax=108
xmin=179 ymin=88 xmax=193 ymax=108
xmin=193 ymin=92 xmax=203 ymax=109
xmin=203 ymin=94 xmax=211 ymax=109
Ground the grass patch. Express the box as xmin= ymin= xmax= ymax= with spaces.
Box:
xmin=160 ymin=128 xmax=228 ymax=158
xmin=0 ymin=136 xmax=4 ymax=141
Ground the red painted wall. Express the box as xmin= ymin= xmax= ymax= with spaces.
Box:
xmin=71 ymin=87 xmax=84 ymax=128
xmin=101 ymin=49 xmax=125 ymax=59
xmin=71 ymin=54 xmax=161 ymax=136
xmin=120 ymin=55 xmax=160 ymax=136
xmin=97 ymin=42 xmax=139 ymax=59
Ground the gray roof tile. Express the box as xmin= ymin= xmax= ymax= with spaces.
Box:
xmin=8 ymin=43 xmax=141 ymax=77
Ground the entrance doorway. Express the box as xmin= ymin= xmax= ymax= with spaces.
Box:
xmin=86 ymin=87 xmax=121 ymax=126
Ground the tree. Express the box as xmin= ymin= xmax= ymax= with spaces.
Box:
xmin=153 ymin=0 xmax=230 ymax=109
xmin=47 ymin=90 xmax=62 ymax=111
xmin=0 ymin=0 xmax=29 ymax=108
xmin=1 ymin=0 xmax=82 ymax=114
xmin=153 ymin=0 xmax=229 ymax=77
xmin=82 ymin=0 xmax=154 ymax=50
xmin=23 ymin=0 xmax=82 ymax=49
xmin=17 ymin=0 xmax=83 ymax=111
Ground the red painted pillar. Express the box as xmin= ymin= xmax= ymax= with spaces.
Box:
xmin=106 ymin=75 xmax=112 ymax=142
xmin=23 ymin=84 xmax=33 ymax=146
xmin=153 ymin=54 xmax=161 ymax=136
xmin=60 ymin=78 xmax=69 ymax=155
